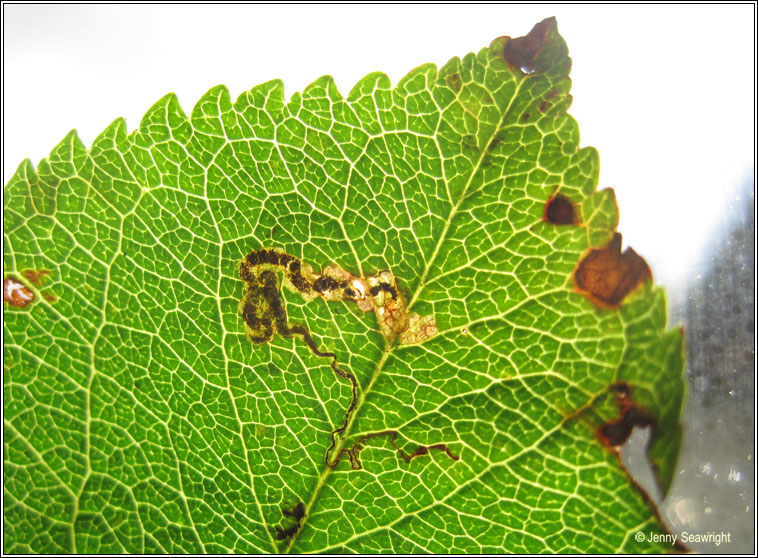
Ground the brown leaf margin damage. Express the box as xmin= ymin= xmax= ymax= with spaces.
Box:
xmin=595 ymin=384 xmax=689 ymax=552
xmin=574 ymin=233 xmax=652 ymax=308
xmin=503 ymin=16 xmax=555 ymax=73
xmin=597 ymin=383 xmax=653 ymax=448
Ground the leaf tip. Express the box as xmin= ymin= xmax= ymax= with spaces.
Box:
xmin=7 ymin=158 xmax=37 ymax=187
xmin=92 ymin=117 xmax=129 ymax=151
xmin=502 ymin=17 xmax=560 ymax=73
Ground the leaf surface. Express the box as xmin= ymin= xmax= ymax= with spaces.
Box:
xmin=3 ymin=18 xmax=684 ymax=553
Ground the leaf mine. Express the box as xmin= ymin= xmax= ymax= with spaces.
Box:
xmin=327 ymin=430 xmax=459 ymax=470
xmin=239 ymin=248 xmax=437 ymax=345
xmin=238 ymin=248 xmax=439 ymax=471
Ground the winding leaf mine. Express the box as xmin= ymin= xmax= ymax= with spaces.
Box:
xmin=3 ymin=17 xmax=684 ymax=554
xmin=237 ymin=247 xmax=441 ymax=478
xmin=238 ymin=247 xmax=436 ymax=346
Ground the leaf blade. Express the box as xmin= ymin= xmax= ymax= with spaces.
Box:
xmin=3 ymin=18 xmax=684 ymax=554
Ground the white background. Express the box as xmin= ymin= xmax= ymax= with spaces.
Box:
xmin=3 ymin=4 xmax=755 ymax=552
xmin=3 ymin=5 xmax=754 ymax=295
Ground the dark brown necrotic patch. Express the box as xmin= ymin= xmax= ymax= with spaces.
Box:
xmin=446 ymin=72 xmax=462 ymax=93
xmin=275 ymin=501 xmax=305 ymax=541
xmin=503 ymin=17 xmax=555 ymax=73
xmin=574 ymin=233 xmax=652 ymax=307
xmin=597 ymin=382 xmax=652 ymax=448
xmin=239 ymin=262 xmax=257 ymax=283
xmin=544 ymin=194 xmax=576 ymax=225
xmin=599 ymin=407 xmax=653 ymax=447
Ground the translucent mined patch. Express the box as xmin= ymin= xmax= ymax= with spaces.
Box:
xmin=398 ymin=313 xmax=438 ymax=345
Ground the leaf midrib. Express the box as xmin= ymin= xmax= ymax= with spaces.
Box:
xmin=284 ymin=63 xmax=526 ymax=553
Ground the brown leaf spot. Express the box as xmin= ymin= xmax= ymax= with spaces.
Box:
xmin=574 ymin=233 xmax=651 ymax=307
xmin=446 ymin=72 xmax=462 ymax=93
xmin=23 ymin=269 xmax=51 ymax=286
xmin=543 ymin=194 xmax=576 ymax=225
xmin=42 ymin=292 xmax=57 ymax=302
xmin=538 ymin=100 xmax=551 ymax=113
xmin=4 ymin=277 xmax=34 ymax=308
xmin=503 ymin=17 xmax=556 ymax=73
xmin=521 ymin=112 xmax=531 ymax=122
xmin=488 ymin=134 xmax=504 ymax=152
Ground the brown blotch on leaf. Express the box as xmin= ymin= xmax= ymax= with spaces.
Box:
xmin=503 ymin=17 xmax=555 ymax=73
xmin=4 ymin=277 xmax=34 ymax=308
xmin=544 ymin=194 xmax=576 ymax=225
xmin=42 ymin=292 xmax=57 ymax=302
xmin=597 ymin=383 xmax=653 ymax=447
xmin=521 ymin=112 xmax=531 ymax=122
xmin=574 ymin=233 xmax=651 ymax=307
xmin=538 ymin=100 xmax=551 ymax=113
xmin=23 ymin=269 xmax=51 ymax=286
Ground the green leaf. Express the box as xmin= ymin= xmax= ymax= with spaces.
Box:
xmin=4 ymin=18 xmax=684 ymax=553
